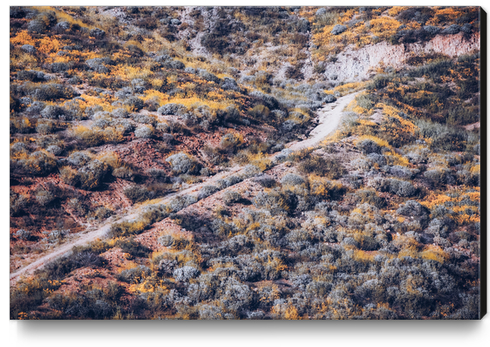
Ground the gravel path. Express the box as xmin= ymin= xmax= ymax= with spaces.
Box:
xmin=10 ymin=91 xmax=360 ymax=285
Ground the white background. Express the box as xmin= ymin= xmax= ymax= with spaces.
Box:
xmin=3 ymin=0 xmax=489 ymax=346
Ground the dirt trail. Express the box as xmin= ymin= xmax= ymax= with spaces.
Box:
xmin=287 ymin=91 xmax=360 ymax=151
xmin=9 ymin=166 xmax=242 ymax=284
xmin=10 ymin=91 xmax=360 ymax=285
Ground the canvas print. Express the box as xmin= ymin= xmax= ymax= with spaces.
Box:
xmin=10 ymin=6 xmax=483 ymax=320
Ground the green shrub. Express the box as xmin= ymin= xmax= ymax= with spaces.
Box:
xmin=357 ymin=139 xmax=383 ymax=154
xmin=250 ymin=104 xmax=270 ymax=120
xmin=15 ymin=150 xmax=57 ymax=176
xmin=42 ymin=249 xmax=106 ymax=280
xmin=93 ymin=206 xmax=113 ymax=221
xmin=148 ymin=168 xmax=167 ymax=181
xmin=298 ymin=155 xmax=346 ymax=179
xmin=408 ymin=59 xmax=453 ymax=80
xmin=15 ymin=229 xmax=32 ymax=241
xmin=369 ymin=177 xmax=417 ymax=197
xmin=117 ymin=265 xmax=151 ymax=284
xmin=29 ymin=83 xmax=78 ymax=101
xmin=134 ymin=125 xmax=154 ymax=138
xmin=28 ymin=19 xmax=47 ymax=34
xmin=220 ymin=133 xmax=244 ymax=152
xmin=166 ymin=152 xmax=201 ymax=175
xmin=285 ymin=63 xmax=304 ymax=80
xmin=67 ymin=151 xmax=92 ymax=166
xmin=223 ymin=190 xmax=242 ymax=205
xmin=124 ymin=185 xmax=150 ymax=203
xmin=158 ymin=103 xmax=188 ymax=116
xmin=10 ymin=277 xmax=61 ymax=319
xmin=252 ymin=189 xmax=297 ymax=215
xmin=368 ymin=74 xmax=392 ymax=90
xmin=72 ymin=240 xmax=112 ymax=255
xmin=35 ymin=189 xmax=54 ymax=206
xmin=253 ymin=174 xmax=277 ymax=188
xmin=115 ymin=238 xmax=151 ymax=258
xmin=141 ymin=204 xmax=170 ymax=224
xmin=60 ymin=159 xmax=111 ymax=190
xmin=17 ymin=70 xmax=46 ymax=82
xmin=416 ymin=120 xmax=468 ymax=151
xmin=167 ymin=195 xmax=198 ymax=212
xmin=356 ymin=94 xmax=374 ymax=110
xmin=424 ymin=168 xmax=455 ymax=187
xmin=43 ymin=229 xmax=69 ymax=244
xmin=113 ymin=166 xmax=135 ymax=180
xmin=108 ymin=219 xmax=147 ymax=238
xmin=355 ymin=189 xmax=386 ymax=208
xmin=446 ymin=105 xmax=480 ymax=126
xmin=67 ymin=198 xmax=89 ymax=217
xmin=158 ymin=234 xmax=175 ymax=247
xmin=198 ymin=185 xmax=219 ymax=200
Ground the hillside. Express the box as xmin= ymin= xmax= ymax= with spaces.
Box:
xmin=10 ymin=6 xmax=482 ymax=320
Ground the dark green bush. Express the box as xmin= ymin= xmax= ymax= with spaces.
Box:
xmin=424 ymin=168 xmax=455 ymax=187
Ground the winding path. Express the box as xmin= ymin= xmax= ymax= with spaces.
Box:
xmin=10 ymin=91 xmax=360 ymax=285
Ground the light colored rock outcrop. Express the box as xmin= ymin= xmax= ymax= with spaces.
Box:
xmin=324 ymin=32 xmax=480 ymax=82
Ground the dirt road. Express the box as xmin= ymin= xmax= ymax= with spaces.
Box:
xmin=10 ymin=91 xmax=360 ymax=285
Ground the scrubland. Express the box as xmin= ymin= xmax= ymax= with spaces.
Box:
xmin=10 ymin=6 xmax=481 ymax=320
